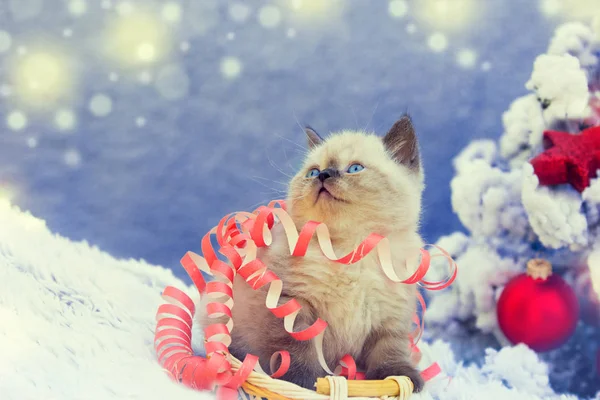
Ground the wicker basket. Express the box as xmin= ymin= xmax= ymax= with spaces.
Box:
xmin=228 ymin=354 xmax=415 ymax=399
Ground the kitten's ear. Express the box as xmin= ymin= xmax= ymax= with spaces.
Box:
xmin=383 ymin=115 xmax=420 ymax=171
xmin=305 ymin=126 xmax=323 ymax=149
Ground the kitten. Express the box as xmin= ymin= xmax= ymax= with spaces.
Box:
xmin=197 ymin=115 xmax=425 ymax=391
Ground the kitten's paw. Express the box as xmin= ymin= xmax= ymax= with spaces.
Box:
xmin=366 ymin=362 xmax=425 ymax=393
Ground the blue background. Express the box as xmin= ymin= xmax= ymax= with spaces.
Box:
xmin=0 ymin=0 xmax=572 ymax=278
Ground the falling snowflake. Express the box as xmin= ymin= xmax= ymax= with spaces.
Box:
xmin=7 ymin=111 xmax=27 ymax=131
xmin=54 ymin=109 xmax=76 ymax=131
xmin=64 ymin=148 xmax=82 ymax=168
xmin=258 ymin=5 xmax=281 ymax=29
xmin=388 ymin=0 xmax=409 ymax=18
xmin=456 ymin=48 xmax=478 ymax=69
xmin=220 ymin=56 xmax=242 ymax=80
xmin=428 ymin=32 xmax=448 ymax=52
xmin=89 ymin=94 xmax=113 ymax=117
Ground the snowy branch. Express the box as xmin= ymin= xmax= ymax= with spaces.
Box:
xmin=499 ymin=94 xmax=546 ymax=165
xmin=525 ymin=54 xmax=591 ymax=122
xmin=521 ymin=163 xmax=588 ymax=251
xmin=547 ymin=22 xmax=599 ymax=73
xmin=451 ymin=143 xmax=529 ymax=241
xmin=427 ymin=239 xmax=522 ymax=332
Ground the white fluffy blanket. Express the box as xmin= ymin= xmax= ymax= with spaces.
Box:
xmin=0 ymin=200 xmax=582 ymax=400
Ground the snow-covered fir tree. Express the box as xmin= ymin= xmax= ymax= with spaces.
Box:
xmin=427 ymin=19 xmax=600 ymax=398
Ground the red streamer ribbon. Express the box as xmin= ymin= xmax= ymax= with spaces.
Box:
xmin=154 ymin=200 xmax=457 ymax=398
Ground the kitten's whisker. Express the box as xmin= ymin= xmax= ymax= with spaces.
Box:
xmin=250 ymin=177 xmax=280 ymax=191
xmin=267 ymin=155 xmax=294 ymax=179
xmin=350 ymin=106 xmax=360 ymax=130
xmin=276 ymin=133 xmax=306 ymax=152
xmin=252 ymin=176 xmax=288 ymax=186
xmin=364 ymin=102 xmax=380 ymax=132
xmin=292 ymin=111 xmax=305 ymax=135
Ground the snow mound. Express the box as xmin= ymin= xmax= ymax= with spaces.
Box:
xmin=0 ymin=199 xmax=210 ymax=400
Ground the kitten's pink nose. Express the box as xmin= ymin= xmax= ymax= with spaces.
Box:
xmin=318 ymin=168 xmax=338 ymax=182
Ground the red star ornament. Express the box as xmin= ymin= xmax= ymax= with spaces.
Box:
xmin=530 ymin=126 xmax=600 ymax=192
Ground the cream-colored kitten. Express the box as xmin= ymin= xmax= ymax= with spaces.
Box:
xmin=199 ymin=116 xmax=425 ymax=391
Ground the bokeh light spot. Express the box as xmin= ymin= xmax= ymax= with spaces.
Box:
xmin=89 ymin=94 xmax=113 ymax=117
xmin=428 ymin=33 xmax=448 ymax=52
xmin=414 ymin=0 xmax=478 ymax=32
xmin=7 ymin=111 xmax=27 ymax=131
xmin=220 ymin=57 xmax=242 ymax=80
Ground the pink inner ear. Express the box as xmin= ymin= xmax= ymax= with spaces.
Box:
xmin=305 ymin=126 xmax=323 ymax=149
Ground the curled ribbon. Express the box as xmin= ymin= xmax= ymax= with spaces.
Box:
xmin=154 ymin=200 xmax=457 ymax=399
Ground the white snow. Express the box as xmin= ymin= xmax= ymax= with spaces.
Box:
xmin=588 ymin=247 xmax=600 ymax=300
xmin=0 ymin=200 xmax=212 ymax=400
xmin=414 ymin=341 xmax=579 ymax=400
xmin=499 ymin=94 xmax=546 ymax=165
xmin=450 ymin=140 xmax=532 ymax=243
xmin=451 ymin=159 xmax=526 ymax=239
xmin=452 ymin=139 xmax=498 ymax=173
xmin=0 ymin=201 xmax=581 ymax=400
xmin=521 ymin=163 xmax=588 ymax=250
xmin=582 ymin=175 xmax=600 ymax=203
xmin=427 ymin=241 xmax=522 ymax=331
xmin=547 ymin=22 xmax=599 ymax=72
xmin=525 ymin=54 xmax=591 ymax=121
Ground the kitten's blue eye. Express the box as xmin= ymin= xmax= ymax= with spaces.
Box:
xmin=306 ymin=168 xmax=320 ymax=178
xmin=347 ymin=163 xmax=365 ymax=174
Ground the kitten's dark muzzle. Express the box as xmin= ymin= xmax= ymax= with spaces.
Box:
xmin=318 ymin=168 xmax=339 ymax=182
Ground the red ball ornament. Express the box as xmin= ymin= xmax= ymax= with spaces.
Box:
xmin=497 ymin=259 xmax=579 ymax=352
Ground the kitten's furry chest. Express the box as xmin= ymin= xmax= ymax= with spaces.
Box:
xmin=264 ymin=232 xmax=420 ymax=357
